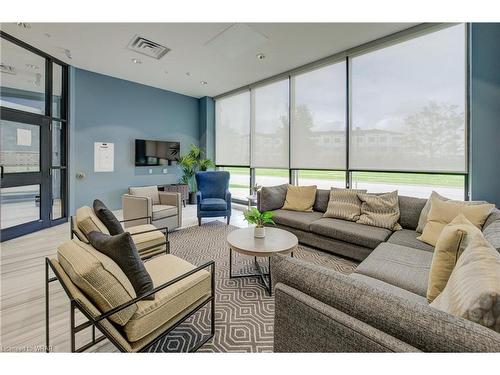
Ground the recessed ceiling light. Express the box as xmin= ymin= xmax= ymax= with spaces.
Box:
xmin=131 ymin=58 xmax=142 ymax=64
xmin=256 ymin=53 xmax=266 ymax=60
xmin=16 ymin=22 xmax=31 ymax=29
xmin=26 ymin=64 xmax=39 ymax=70
xmin=185 ymin=72 xmax=191 ymax=77
xmin=200 ymin=81 xmax=208 ymax=85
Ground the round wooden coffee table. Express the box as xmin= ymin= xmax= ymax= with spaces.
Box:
xmin=227 ymin=227 xmax=298 ymax=296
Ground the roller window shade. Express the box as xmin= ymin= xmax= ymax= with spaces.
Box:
xmin=349 ymin=24 xmax=466 ymax=173
xmin=290 ymin=61 xmax=347 ymax=170
xmin=215 ymin=91 xmax=250 ymax=166
xmin=250 ymin=79 xmax=289 ymax=168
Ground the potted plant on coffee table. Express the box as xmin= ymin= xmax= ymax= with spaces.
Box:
xmin=243 ymin=207 xmax=275 ymax=238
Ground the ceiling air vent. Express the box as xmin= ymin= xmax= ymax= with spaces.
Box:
xmin=127 ymin=35 xmax=170 ymax=60
xmin=0 ymin=64 xmax=16 ymax=75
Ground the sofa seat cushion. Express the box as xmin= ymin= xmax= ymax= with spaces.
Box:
xmin=271 ymin=209 xmax=324 ymax=232
xmin=350 ymin=273 xmax=427 ymax=305
xmin=354 ymin=243 xmax=432 ymax=297
xmin=152 ymin=204 xmax=177 ymax=220
xmin=200 ymin=198 xmax=227 ymax=211
xmin=124 ymin=254 xmax=211 ymax=342
xmin=126 ymin=224 xmax=166 ymax=255
xmin=310 ymin=218 xmax=392 ymax=249
xmin=387 ymin=229 xmax=434 ymax=252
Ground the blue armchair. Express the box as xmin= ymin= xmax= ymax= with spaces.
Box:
xmin=195 ymin=171 xmax=231 ymax=226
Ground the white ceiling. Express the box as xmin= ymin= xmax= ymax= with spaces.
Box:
xmin=1 ymin=23 xmax=416 ymax=98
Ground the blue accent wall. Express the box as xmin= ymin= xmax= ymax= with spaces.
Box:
xmin=70 ymin=68 xmax=200 ymax=211
xmin=470 ymin=23 xmax=500 ymax=206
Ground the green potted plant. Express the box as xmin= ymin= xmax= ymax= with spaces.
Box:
xmin=178 ymin=144 xmax=214 ymax=204
xmin=243 ymin=207 xmax=275 ymax=238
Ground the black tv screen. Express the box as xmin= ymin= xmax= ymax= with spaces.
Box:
xmin=135 ymin=139 xmax=180 ymax=166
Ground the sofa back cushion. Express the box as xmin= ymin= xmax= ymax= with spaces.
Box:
xmin=483 ymin=208 xmax=500 ymax=252
xmin=57 ymin=239 xmax=138 ymax=326
xmin=430 ymin=233 xmax=500 ymax=333
xmin=398 ymin=196 xmax=427 ymax=230
xmin=313 ymin=189 xmax=330 ymax=213
xmin=258 ymin=184 xmax=288 ymax=212
xmin=129 ymin=186 xmax=160 ymax=205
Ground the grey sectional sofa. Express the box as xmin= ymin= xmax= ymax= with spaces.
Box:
xmin=257 ymin=185 xmax=500 ymax=352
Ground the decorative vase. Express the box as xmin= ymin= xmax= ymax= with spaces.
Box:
xmin=254 ymin=226 xmax=266 ymax=238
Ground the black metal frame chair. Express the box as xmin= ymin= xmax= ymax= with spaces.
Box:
xmin=70 ymin=215 xmax=170 ymax=260
xmin=45 ymin=257 xmax=215 ymax=353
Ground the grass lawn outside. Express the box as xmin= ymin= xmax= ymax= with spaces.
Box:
xmin=223 ymin=167 xmax=464 ymax=188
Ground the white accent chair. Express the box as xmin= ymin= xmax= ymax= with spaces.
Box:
xmin=122 ymin=186 xmax=182 ymax=231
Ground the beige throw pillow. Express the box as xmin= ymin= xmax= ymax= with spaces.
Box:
xmin=418 ymin=197 xmax=494 ymax=246
xmin=430 ymin=233 xmax=500 ymax=333
xmin=323 ymin=188 xmax=367 ymax=221
xmin=427 ymin=214 xmax=481 ymax=303
xmin=416 ymin=191 xmax=487 ymax=233
xmin=356 ymin=191 xmax=402 ymax=231
xmin=282 ymin=185 xmax=317 ymax=212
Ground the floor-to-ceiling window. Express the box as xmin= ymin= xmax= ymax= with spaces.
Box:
xmin=214 ymin=24 xmax=468 ymax=202
xmin=0 ymin=32 xmax=69 ymax=241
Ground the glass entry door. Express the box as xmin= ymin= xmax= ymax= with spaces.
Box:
xmin=1 ymin=32 xmax=68 ymax=241
xmin=0 ymin=109 xmax=52 ymax=239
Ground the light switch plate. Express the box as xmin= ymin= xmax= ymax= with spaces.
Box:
xmin=148 ymin=169 xmax=153 ymax=174
xmin=162 ymin=168 xmax=168 ymax=174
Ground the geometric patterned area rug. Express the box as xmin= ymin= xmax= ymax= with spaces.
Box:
xmin=147 ymin=221 xmax=358 ymax=353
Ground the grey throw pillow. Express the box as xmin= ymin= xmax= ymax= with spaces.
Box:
xmin=88 ymin=231 xmax=154 ymax=300
xmin=93 ymin=199 xmax=124 ymax=235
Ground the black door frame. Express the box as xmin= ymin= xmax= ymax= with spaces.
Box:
xmin=1 ymin=31 xmax=69 ymax=241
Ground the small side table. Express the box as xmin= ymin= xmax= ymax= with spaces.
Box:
xmin=246 ymin=194 xmax=257 ymax=210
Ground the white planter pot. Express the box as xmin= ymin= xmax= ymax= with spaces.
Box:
xmin=254 ymin=226 xmax=266 ymax=238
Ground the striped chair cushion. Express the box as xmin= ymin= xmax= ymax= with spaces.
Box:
xmin=357 ymin=191 xmax=403 ymax=231
xmin=323 ymin=188 xmax=367 ymax=222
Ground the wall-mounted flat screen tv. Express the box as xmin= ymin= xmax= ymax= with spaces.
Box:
xmin=135 ymin=139 xmax=180 ymax=166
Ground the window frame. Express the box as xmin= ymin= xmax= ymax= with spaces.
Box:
xmin=215 ymin=23 xmax=470 ymax=202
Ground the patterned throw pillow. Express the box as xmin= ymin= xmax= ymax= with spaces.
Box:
xmin=427 ymin=214 xmax=481 ymax=303
xmin=430 ymin=233 xmax=500 ymax=333
xmin=323 ymin=188 xmax=367 ymax=221
xmin=356 ymin=191 xmax=403 ymax=231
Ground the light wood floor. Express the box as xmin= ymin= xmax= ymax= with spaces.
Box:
xmin=0 ymin=204 xmax=247 ymax=352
